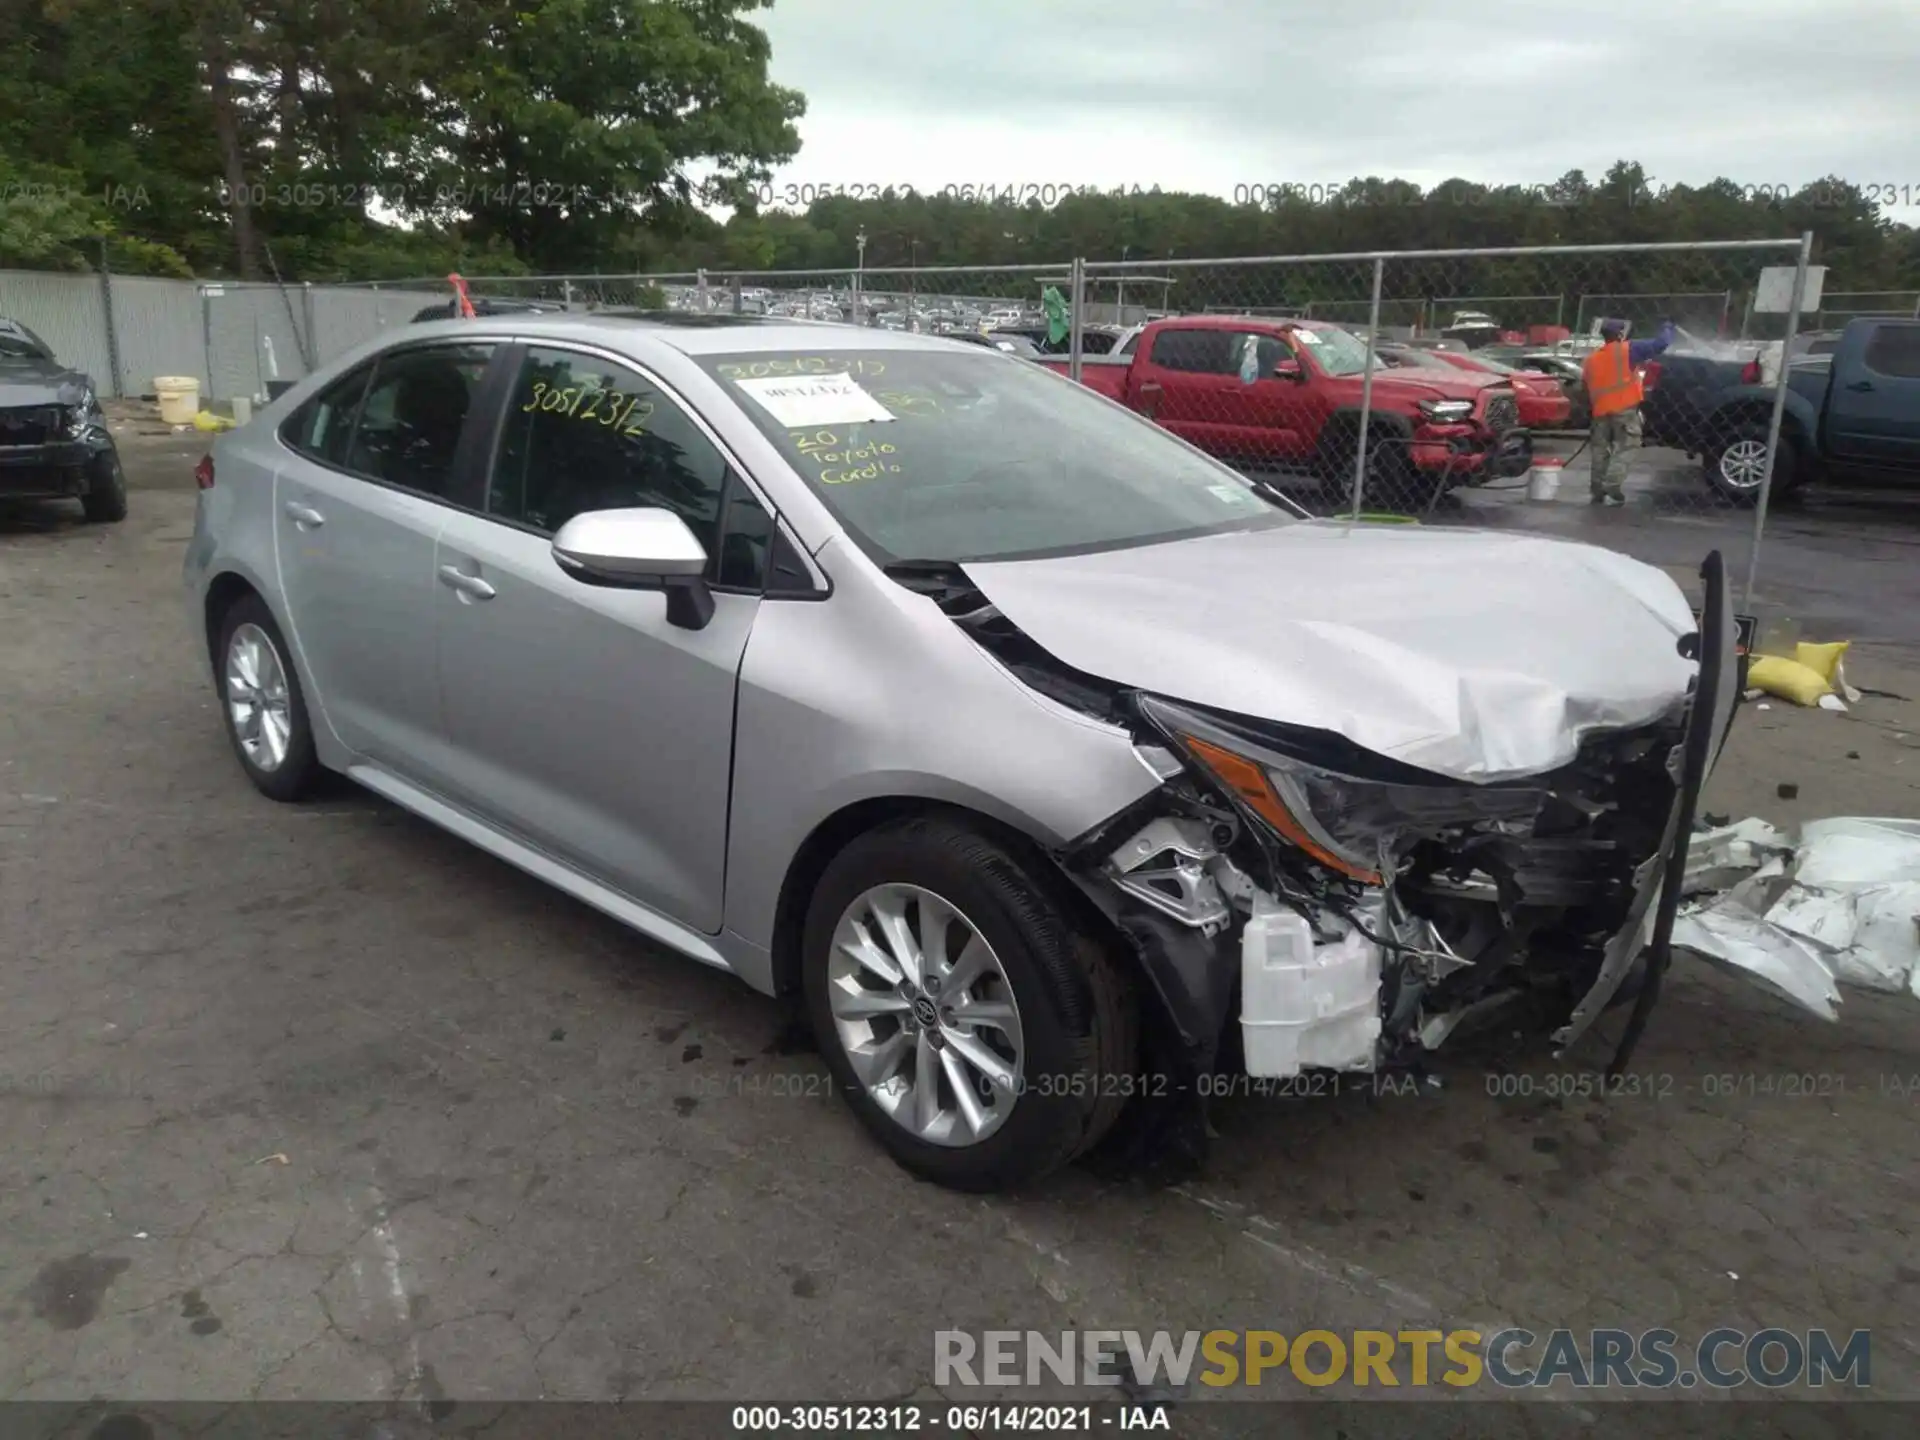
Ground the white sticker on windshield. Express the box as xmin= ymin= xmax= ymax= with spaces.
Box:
xmin=735 ymin=372 xmax=896 ymax=427
xmin=1293 ymin=328 xmax=1323 ymax=344
xmin=1209 ymin=483 xmax=1259 ymax=504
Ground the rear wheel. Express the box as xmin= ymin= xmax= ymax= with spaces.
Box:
xmin=216 ymin=595 xmax=325 ymax=802
xmin=802 ymin=816 xmax=1138 ymax=1191
xmin=1704 ymin=422 xmax=1796 ymax=506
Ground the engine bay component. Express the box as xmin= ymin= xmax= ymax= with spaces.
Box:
xmin=1106 ymin=816 xmax=1232 ymax=930
xmin=1240 ymin=897 xmax=1383 ymax=1076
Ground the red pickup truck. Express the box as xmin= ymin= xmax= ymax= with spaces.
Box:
xmin=1039 ymin=315 xmax=1531 ymax=508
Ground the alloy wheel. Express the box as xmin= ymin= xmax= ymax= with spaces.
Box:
xmin=225 ymin=622 xmax=293 ymax=772
xmin=1718 ymin=438 xmax=1771 ymax=492
xmin=826 ymin=883 xmax=1026 ymax=1147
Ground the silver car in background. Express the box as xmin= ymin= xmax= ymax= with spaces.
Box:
xmin=185 ymin=314 xmax=1753 ymax=1192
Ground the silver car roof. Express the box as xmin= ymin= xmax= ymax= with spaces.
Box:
xmin=404 ymin=313 xmax=987 ymax=357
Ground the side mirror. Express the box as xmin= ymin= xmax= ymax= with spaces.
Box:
xmin=551 ymin=507 xmax=714 ymax=630
xmin=1273 ymin=359 xmax=1304 ymax=381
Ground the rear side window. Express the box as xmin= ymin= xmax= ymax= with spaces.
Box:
xmin=1862 ymin=326 xmax=1920 ymax=378
xmin=282 ymin=365 xmax=373 ymax=467
xmin=346 ymin=345 xmax=494 ymax=497
xmin=1146 ymin=328 xmax=1235 ymax=374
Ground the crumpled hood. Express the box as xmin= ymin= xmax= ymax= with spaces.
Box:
xmin=963 ymin=523 xmax=1698 ymax=783
xmin=1369 ymin=369 xmax=1504 ymax=403
xmin=0 ymin=358 xmax=91 ymax=409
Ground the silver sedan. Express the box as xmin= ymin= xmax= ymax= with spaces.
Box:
xmin=185 ymin=314 xmax=1762 ymax=1191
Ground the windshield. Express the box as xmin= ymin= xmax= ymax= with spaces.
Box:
xmin=1292 ymin=326 xmax=1372 ymax=377
xmin=700 ymin=349 xmax=1295 ymax=563
xmin=0 ymin=328 xmax=50 ymax=360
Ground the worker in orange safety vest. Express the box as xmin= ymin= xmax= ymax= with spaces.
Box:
xmin=1582 ymin=317 xmax=1675 ymax=506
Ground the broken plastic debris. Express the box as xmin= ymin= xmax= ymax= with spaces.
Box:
xmin=252 ymin=1152 xmax=290 ymax=1166
xmin=1818 ymin=694 xmax=1849 ymax=712
xmin=1672 ymin=901 xmax=1840 ymax=1020
xmin=1677 ymin=816 xmax=1920 ymax=1008
xmin=1684 ymin=818 xmax=1792 ymax=896
xmin=1791 ymin=819 xmax=1920 ymax=995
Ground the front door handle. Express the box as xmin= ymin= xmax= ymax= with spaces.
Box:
xmin=1845 ymin=380 xmax=1875 ymax=392
xmin=437 ymin=564 xmax=496 ymax=601
xmin=283 ymin=500 xmax=325 ymax=529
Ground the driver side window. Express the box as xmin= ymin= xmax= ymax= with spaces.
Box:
xmin=488 ymin=346 xmax=728 ymax=554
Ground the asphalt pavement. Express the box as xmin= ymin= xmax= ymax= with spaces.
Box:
xmin=1 ymin=412 xmax=1917 ymax=1412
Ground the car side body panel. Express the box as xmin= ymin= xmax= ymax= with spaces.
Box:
xmin=720 ymin=534 xmax=1162 ymax=992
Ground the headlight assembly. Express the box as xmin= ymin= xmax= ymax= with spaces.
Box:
xmin=65 ymin=387 xmax=97 ymax=437
xmin=1418 ymin=398 xmax=1474 ymax=422
xmin=1139 ymin=697 xmax=1544 ymax=885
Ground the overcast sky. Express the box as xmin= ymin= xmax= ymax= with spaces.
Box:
xmin=755 ymin=0 xmax=1920 ymax=224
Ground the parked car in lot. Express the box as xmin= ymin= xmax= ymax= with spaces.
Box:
xmin=1376 ymin=343 xmax=1574 ymax=430
xmin=0 ymin=317 xmax=126 ymax=522
xmin=946 ymin=330 xmax=1045 ymax=359
xmin=1641 ymin=318 xmax=1920 ymax=502
xmin=411 ymin=297 xmax=564 ymax=322
xmin=993 ymin=322 xmax=1126 ymax=357
xmin=186 ymin=313 xmax=1759 ymax=1190
xmin=1508 ymin=352 xmax=1593 ymax=429
xmin=1042 ymin=315 xmax=1529 ymax=508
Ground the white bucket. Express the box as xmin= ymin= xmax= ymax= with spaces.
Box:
xmin=1527 ymin=458 xmax=1564 ymax=501
xmin=154 ymin=376 xmax=200 ymax=426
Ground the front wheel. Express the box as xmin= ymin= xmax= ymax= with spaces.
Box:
xmin=80 ymin=451 xmax=127 ymax=523
xmin=802 ymin=816 xmax=1138 ymax=1191
xmin=1704 ymin=422 xmax=1795 ymax=506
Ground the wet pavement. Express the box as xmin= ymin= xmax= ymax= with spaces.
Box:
xmin=1 ymin=413 xmax=1916 ymax=1411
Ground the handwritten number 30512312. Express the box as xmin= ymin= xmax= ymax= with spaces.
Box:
xmin=523 ymin=380 xmax=653 ymax=435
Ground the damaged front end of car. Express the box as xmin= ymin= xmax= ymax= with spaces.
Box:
xmin=909 ymin=548 xmax=1736 ymax=1155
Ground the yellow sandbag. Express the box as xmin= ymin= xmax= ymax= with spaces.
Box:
xmin=1794 ymin=641 xmax=1849 ymax=685
xmin=192 ymin=410 xmax=236 ymax=432
xmin=1748 ymin=655 xmax=1832 ymax=706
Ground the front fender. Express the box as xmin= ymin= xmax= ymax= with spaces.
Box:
xmin=1708 ymin=384 xmax=1819 ymax=447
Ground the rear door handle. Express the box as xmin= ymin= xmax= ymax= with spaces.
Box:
xmin=1845 ymin=380 xmax=1875 ymax=392
xmin=283 ymin=500 xmax=325 ymax=529
xmin=437 ymin=564 xmax=496 ymax=601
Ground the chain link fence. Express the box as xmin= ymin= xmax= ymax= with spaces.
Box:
xmin=24 ymin=235 xmax=1812 ymax=605
xmin=1078 ymin=240 xmax=1809 ymax=593
xmin=332 ymin=240 xmax=1813 ymax=605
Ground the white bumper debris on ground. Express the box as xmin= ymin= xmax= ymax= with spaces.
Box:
xmin=1675 ymin=817 xmax=1920 ymax=1015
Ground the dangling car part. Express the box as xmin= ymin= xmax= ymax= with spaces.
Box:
xmin=953 ymin=542 xmax=1745 ymax=1096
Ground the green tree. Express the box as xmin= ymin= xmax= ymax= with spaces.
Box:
xmin=414 ymin=0 xmax=802 ymax=270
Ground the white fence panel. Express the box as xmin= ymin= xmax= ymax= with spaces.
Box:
xmin=105 ymin=275 xmax=208 ymax=398
xmin=0 ymin=268 xmax=114 ymax=392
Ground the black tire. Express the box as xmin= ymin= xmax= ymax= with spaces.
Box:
xmin=80 ymin=450 xmax=128 ymax=523
xmin=802 ymin=815 xmax=1138 ymax=1191
xmin=1364 ymin=433 xmax=1442 ymax=512
xmin=214 ymin=594 xmax=325 ymax=802
xmin=1704 ymin=421 xmax=1794 ymax=507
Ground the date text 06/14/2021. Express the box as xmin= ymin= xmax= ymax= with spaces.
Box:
xmin=729 ymin=1404 xmax=1168 ymax=1432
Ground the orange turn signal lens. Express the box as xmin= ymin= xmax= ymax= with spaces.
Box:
xmin=1183 ymin=736 xmax=1382 ymax=885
